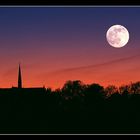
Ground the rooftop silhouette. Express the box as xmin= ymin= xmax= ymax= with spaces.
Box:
xmin=0 ymin=64 xmax=46 ymax=93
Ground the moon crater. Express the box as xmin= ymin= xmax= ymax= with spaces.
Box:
xmin=106 ymin=25 xmax=129 ymax=48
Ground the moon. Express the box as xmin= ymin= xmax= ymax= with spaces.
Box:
xmin=106 ymin=25 xmax=129 ymax=48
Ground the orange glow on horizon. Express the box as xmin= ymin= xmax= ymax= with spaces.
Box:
xmin=0 ymin=53 xmax=140 ymax=90
xmin=0 ymin=70 xmax=139 ymax=90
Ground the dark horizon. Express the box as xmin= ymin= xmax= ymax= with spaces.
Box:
xmin=0 ymin=79 xmax=140 ymax=134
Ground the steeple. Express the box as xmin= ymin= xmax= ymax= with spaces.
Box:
xmin=18 ymin=63 xmax=22 ymax=88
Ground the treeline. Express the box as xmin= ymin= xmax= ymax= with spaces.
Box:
xmin=0 ymin=80 xmax=140 ymax=134
xmin=52 ymin=80 xmax=140 ymax=98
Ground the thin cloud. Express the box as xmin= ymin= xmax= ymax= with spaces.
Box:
xmin=45 ymin=54 xmax=140 ymax=76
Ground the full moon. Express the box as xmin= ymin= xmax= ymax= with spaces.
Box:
xmin=106 ymin=25 xmax=129 ymax=48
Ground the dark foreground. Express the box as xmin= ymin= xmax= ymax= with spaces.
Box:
xmin=0 ymin=81 xmax=140 ymax=134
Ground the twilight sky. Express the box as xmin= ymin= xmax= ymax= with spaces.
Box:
xmin=0 ymin=6 xmax=140 ymax=89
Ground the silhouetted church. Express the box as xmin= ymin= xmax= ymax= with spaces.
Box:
xmin=18 ymin=64 xmax=22 ymax=88
xmin=0 ymin=64 xmax=46 ymax=94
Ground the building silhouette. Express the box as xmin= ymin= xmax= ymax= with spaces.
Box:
xmin=0 ymin=64 xmax=46 ymax=93
xmin=18 ymin=64 xmax=22 ymax=88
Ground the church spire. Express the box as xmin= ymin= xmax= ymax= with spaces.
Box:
xmin=18 ymin=63 xmax=22 ymax=88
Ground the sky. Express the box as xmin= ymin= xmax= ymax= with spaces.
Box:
xmin=0 ymin=6 xmax=140 ymax=89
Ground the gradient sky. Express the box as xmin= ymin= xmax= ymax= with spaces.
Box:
xmin=0 ymin=6 xmax=140 ymax=89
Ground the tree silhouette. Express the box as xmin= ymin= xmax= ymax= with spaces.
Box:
xmin=61 ymin=80 xmax=85 ymax=100
xmin=105 ymin=85 xmax=118 ymax=97
xmin=130 ymin=81 xmax=140 ymax=94
xmin=0 ymin=80 xmax=140 ymax=133
xmin=85 ymin=83 xmax=105 ymax=97
xmin=119 ymin=84 xmax=131 ymax=100
xmin=84 ymin=83 xmax=105 ymax=113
